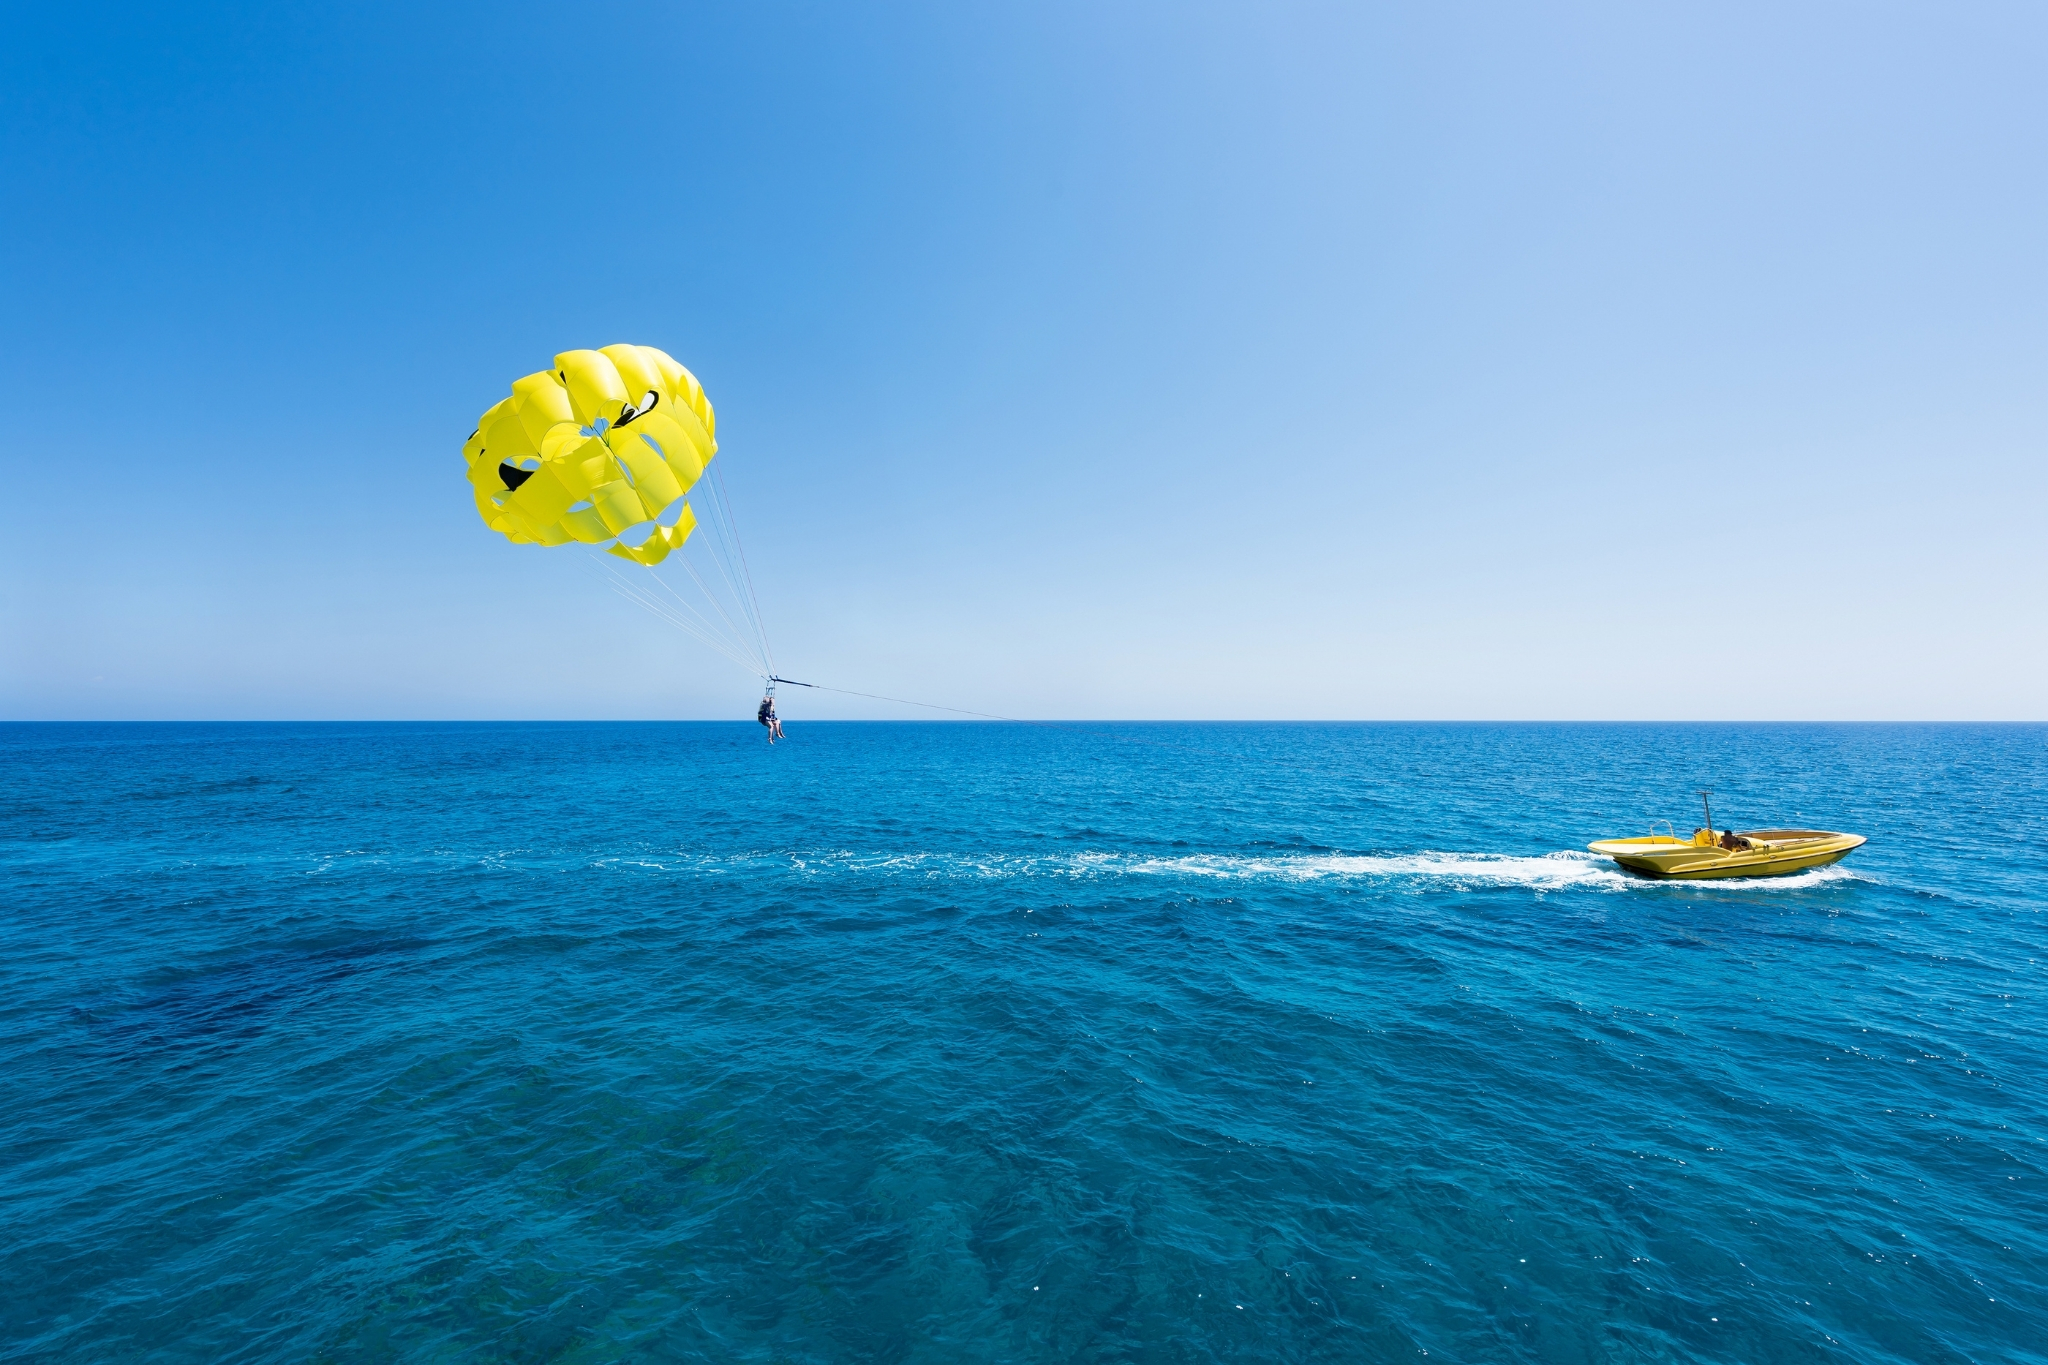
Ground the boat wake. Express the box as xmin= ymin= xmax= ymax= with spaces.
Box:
xmin=1118 ymin=849 xmax=1630 ymax=888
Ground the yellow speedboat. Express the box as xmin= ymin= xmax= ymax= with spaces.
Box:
xmin=1589 ymin=792 xmax=1866 ymax=880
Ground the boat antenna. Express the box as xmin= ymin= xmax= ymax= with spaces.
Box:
xmin=1699 ymin=789 xmax=1714 ymax=832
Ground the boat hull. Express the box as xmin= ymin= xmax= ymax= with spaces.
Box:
xmin=1587 ymin=831 xmax=1866 ymax=880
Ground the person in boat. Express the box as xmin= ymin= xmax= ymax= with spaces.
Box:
xmin=757 ymin=694 xmax=783 ymax=743
xmin=1718 ymin=829 xmax=1752 ymax=851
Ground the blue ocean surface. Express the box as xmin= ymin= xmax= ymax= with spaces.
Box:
xmin=2 ymin=721 xmax=2043 ymax=1363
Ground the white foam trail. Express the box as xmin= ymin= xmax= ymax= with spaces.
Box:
xmin=1120 ymin=850 xmax=1625 ymax=888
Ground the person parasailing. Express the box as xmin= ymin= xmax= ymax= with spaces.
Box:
xmin=460 ymin=343 xmax=786 ymax=744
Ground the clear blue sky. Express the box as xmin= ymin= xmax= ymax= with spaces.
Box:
xmin=3 ymin=2 xmax=2042 ymax=719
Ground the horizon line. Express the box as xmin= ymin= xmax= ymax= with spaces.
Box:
xmin=3 ymin=718 xmax=2042 ymax=726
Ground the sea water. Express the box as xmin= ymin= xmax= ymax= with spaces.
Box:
xmin=2 ymin=722 xmax=2042 ymax=1363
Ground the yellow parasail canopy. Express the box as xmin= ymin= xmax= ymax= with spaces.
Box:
xmin=461 ymin=344 xmax=717 ymax=566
